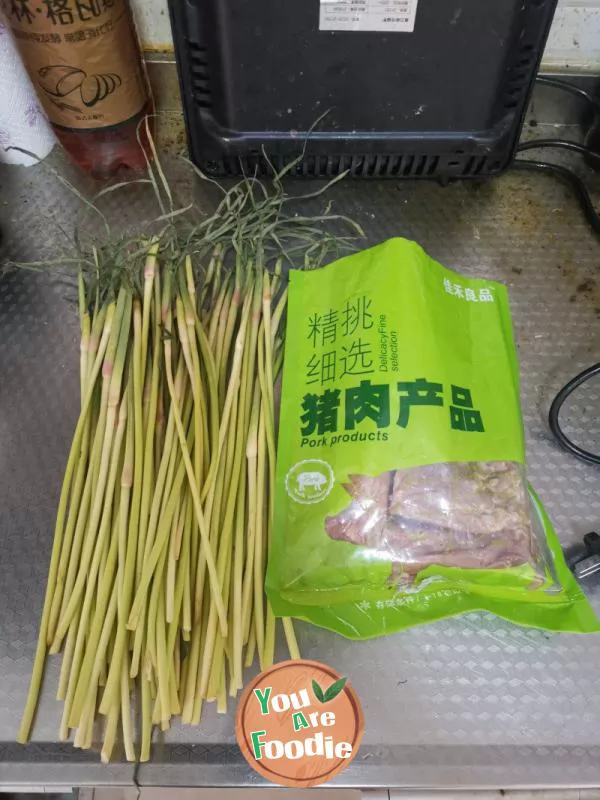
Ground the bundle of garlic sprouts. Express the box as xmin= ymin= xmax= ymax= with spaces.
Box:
xmin=17 ymin=152 xmax=363 ymax=761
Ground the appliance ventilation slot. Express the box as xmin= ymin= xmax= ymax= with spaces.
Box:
xmin=211 ymin=153 xmax=450 ymax=178
xmin=500 ymin=41 xmax=538 ymax=111
xmin=188 ymin=41 xmax=213 ymax=109
xmin=460 ymin=156 xmax=488 ymax=177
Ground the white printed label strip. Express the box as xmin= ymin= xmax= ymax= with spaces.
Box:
xmin=319 ymin=0 xmax=418 ymax=33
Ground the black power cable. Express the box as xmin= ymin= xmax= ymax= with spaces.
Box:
xmin=548 ymin=363 xmax=600 ymax=466
xmin=511 ymin=158 xmax=600 ymax=235
xmin=535 ymin=75 xmax=600 ymax=114
xmin=517 ymin=137 xmax=600 ymax=164
xmin=519 ymin=79 xmax=600 ymax=465
xmin=510 ymin=77 xmax=600 ymax=236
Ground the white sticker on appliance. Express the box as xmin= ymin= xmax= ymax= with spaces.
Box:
xmin=319 ymin=0 xmax=418 ymax=33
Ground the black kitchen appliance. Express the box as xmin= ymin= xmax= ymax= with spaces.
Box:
xmin=168 ymin=0 xmax=559 ymax=180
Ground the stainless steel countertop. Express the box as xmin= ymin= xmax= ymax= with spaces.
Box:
xmin=1 ymin=146 xmax=600 ymax=790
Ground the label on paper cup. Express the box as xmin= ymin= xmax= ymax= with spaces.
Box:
xmin=236 ymin=659 xmax=364 ymax=787
xmin=319 ymin=0 xmax=418 ymax=32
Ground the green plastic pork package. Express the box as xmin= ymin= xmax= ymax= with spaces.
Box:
xmin=266 ymin=238 xmax=600 ymax=638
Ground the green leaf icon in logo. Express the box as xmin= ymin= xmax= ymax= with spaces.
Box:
xmin=312 ymin=676 xmax=348 ymax=703
xmin=324 ymin=676 xmax=348 ymax=701
xmin=312 ymin=679 xmax=325 ymax=703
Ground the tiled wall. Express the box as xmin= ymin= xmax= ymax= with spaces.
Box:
xmin=545 ymin=0 xmax=600 ymax=69
xmin=133 ymin=0 xmax=600 ymax=71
